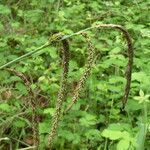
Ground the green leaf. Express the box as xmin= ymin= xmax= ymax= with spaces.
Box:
xmin=9 ymin=76 xmax=21 ymax=82
xmin=108 ymin=123 xmax=124 ymax=131
xmin=13 ymin=120 xmax=26 ymax=128
xmin=109 ymin=76 xmax=125 ymax=84
xmin=0 ymin=103 xmax=12 ymax=112
xmin=72 ymin=133 xmax=80 ymax=144
xmin=110 ymin=47 xmax=121 ymax=54
xmin=69 ymin=60 xmax=78 ymax=71
xmin=85 ymin=129 xmax=101 ymax=140
xmin=79 ymin=113 xmax=97 ymax=127
xmin=139 ymin=90 xmax=144 ymax=97
xmin=101 ymin=129 xmax=122 ymax=140
xmin=0 ymin=5 xmax=11 ymax=15
xmin=39 ymin=122 xmax=50 ymax=134
xmin=24 ymin=9 xmax=44 ymax=23
xmin=15 ymin=82 xmax=28 ymax=95
xmin=132 ymin=72 xmax=148 ymax=82
xmin=117 ymin=139 xmax=130 ymax=150
xmin=140 ymin=29 xmax=150 ymax=38
xmin=47 ymin=47 xmax=58 ymax=59
xmin=126 ymin=99 xmax=142 ymax=111
xmin=43 ymin=108 xmax=55 ymax=116
xmin=0 ymin=22 xmax=4 ymax=31
xmin=121 ymin=131 xmax=130 ymax=140
xmin=59 ymin=130 xmax=74 ymax=141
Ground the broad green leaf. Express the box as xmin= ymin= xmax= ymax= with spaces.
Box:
xmin=126 ymin=99 xmax=142 ymax=111
xmin=132 ymin=72 xmax=148 ymax=82
xmin=9 ymin=76 xmax=21 ymax=82
xmin=43 ymin=108 xmax=55 ymax=116
xmin=0 ymin=5 xmax=11 ymax=14
xmin=117 ymin=139 xmax=130 ymax=150
xmin=69 ymin=60 xmax=78 ymax=71
xmin=108 ymin=123 xmax=124 ymax=131
xmin=79 ymin=114 xmax=97 ymax=127
xmin=15 ymin=82 xmax=28 ymax=95
xmin=59 ymin=130 xmax=74 ymax=141
xmin=122 ymin=131 xmax=130 ymax=140
xmin=24 ymin=9 xmax=44 ymax=23
xmin=141 ymin=29 xmax=150 ymax=38
xmin=101 ymin=129 xmax=122 ymax=140
xmin=48 ymin=47 xmax=58 ymax=59
xmin=13 ymin=120 xmax=26 ymax=128
xmin=0 ymin=103 xmax=12 ymax=112
xmin=72 ymin=133 xmax=80 ymax=144
xmin=39 ymin=122 xmax=50 ymax=134
xmin=110 ymin=47 xmax=121 ymax=54
xmin=85 ymin=129 xmax=101 ymax=140
xmin=109 ymin=76 xmax=125 ymax=84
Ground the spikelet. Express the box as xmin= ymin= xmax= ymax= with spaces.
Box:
xmin=6 ymin=68 xmax=39 ymax=149
xmin=48 ymin=38 xmax=70 ymax=148
xmin=65 ymin=32 xmax=95 ymax=114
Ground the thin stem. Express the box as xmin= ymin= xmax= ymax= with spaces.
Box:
xmin=95 ymin=24 xmax=133 ymax=109
xmin=16 ymin=146 xmax=36 ymax=150
xmin=143 ymin=101 xmax=147 ymax=133
xmin=0 ymin=27 xmax=95 ymax=70
xmin=104 ymin=138 xmax=108 ymax=150
xmin=0 ymin=24 xmax=133 ymax=110
xmin=64 ymin=24 xmax=133 ymax=113
xmin=0 ymin=24 xmax=134 ymax=149
xmin=0 ymin=42 xmax=50 ymax=70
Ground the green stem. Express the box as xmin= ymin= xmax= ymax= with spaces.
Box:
xmin=0 ymin=42 xmax=50 ymax=70
xmin=16 ymin=146 xmax=36 ymax=150
xmin=104 ymin=138 xmax=108 ymax=150
xmin=0 ymin=24 xmax=133 ymax=110
xmin=0 ymin=26 xmax=99 ymax=70
xmin=143 ymin=101 xmax=147 ymax=134
xmin=136 ymin=101 xmax=148 ymax=150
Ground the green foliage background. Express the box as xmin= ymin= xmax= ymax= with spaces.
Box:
xmin=0 ymin=0 xmax=149 ymax=150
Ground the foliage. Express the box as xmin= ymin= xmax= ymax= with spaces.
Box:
xmin=0 ymin=0 xmax=150 ymax=150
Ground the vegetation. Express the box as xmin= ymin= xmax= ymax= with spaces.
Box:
xmin=0 ymin=0 xmax=149 ymax=150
